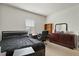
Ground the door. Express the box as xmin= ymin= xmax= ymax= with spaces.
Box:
xmin=44 ymin=23 xmax=53 ymax=33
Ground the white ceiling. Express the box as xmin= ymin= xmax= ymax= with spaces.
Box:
xmin=8 ymin=3 xmax=79 ymax=16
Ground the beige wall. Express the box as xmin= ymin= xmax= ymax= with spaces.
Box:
xmin=0 ymin=4 xmax=46 ymax=41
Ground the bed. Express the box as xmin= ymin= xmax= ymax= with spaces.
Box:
xmin=0 ymin=31 xmax=45 ymax=56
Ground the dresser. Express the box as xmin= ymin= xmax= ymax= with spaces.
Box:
xmin=48 ymin=33 xmax=76 ymax=49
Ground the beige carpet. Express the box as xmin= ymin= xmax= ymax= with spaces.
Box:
xmin=45 ymin=41 xmax=79 ymax=56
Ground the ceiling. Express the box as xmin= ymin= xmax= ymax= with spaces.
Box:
xmin=8 ymin=3 xmax=79 ymax=16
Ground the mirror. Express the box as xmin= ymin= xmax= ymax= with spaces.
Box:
xmin=55 ymin=23 xmax=68 ymax=33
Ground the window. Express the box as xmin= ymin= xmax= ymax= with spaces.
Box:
xmin=25 ymin=19 xmax=35 ymax=27
xmin=25 ymin=19 xmax=35 ymax=34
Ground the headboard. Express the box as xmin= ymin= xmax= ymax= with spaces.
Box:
xmin=2 ymin=31 xmax=28 ymax=40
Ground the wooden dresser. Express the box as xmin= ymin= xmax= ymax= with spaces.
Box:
xmin=48 ymin=33 xmax=76 ymax=49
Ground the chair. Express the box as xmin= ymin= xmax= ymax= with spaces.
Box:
xmin=37 ymin=31 xmax=48 ymax=42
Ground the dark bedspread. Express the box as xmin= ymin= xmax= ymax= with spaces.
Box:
xmin=0 ymin=37 xmax=45 ymax=53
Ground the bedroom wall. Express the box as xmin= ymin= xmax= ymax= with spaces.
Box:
xmin=0 ymin=4 xmax=46 ymax=41
xmin=47 ymin=5 xmax=79 ymax=34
